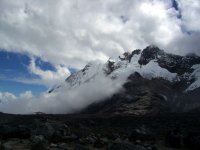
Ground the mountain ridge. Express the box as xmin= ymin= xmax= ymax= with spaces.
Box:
xmin=50 ymin=45 xmax=200 ymax=93
xmin=49 ymin=45 xmax=200 ymax=115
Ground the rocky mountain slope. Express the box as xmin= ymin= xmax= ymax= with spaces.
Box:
xmin=50 ymin=45 xmax=200 ymax=115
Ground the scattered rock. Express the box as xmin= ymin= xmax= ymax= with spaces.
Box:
xmin=49 ymin=143 xmax=57 ymax=148
xmin=107 ymin=142 xmax=147 ymax=150
xmin=57 ymin=143 xmax=68 ymax=150
xmin=100 ymin=137 xmax=109 ymax=144
xmin=85 ymin=136 xmax=97 ymax=144
xmin=2 ymin=139 xmax=30 ymax=150
xmin=30 ymin=135 xmax=48 ymax=150
xmin=62 ymin=134 xmax=78 ymax=143
xmin=74 ymin=144 xmax=91 ymax=150
xmin=129 ymin=127 xmax=155 ymax=143
xmin=32 ymin=121 xmax=70 ymax=142
xmin=93 ymin=137 xmax=110 ymax=148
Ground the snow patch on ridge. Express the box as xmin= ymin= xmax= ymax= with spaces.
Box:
xmin=110 ymin=54 xmax=177 ymax=82
xmin=186 ymin=64 xmax=200 ymax=91
xmin=52 ymin=61 xmax=104 ymax=92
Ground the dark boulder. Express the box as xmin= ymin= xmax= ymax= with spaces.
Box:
xmin=30 ymin=135 xmax=48 ymax=150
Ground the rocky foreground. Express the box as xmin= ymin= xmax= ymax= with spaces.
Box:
xmin=0 ymin=113 xmax=200 ymax=150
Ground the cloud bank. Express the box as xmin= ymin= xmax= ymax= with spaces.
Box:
xmin=0 ymin=0 xmax=199 ymax=71
xmin=0 ymin=73 xmax=122 ymax=114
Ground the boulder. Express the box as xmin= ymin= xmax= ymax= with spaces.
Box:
xmin=30 ymin=135 xmax=48 ymax=150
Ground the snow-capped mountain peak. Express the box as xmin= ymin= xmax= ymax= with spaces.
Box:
xmin=49 ymin=45 xmax=200 ymax=93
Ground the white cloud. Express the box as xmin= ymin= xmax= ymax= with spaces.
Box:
xmin=0 ymin=91 xmax=34 ymax=105
xmin=19 ymin=90 xmax=33 ymax=99
xmin=27 ymin=57 xmax=71 ymax=86
xmin=0 ymin=72 xmax=123 ymax=114
xmin=177 ymin=0 xmax=200 ymax=32
xmin=0 ymin=91 xmax=16 ymax=104
xmin=0 ymin=0 xmax=199 ymax=74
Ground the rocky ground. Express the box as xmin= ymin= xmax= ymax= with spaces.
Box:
xmin=0 ymin=112 xmax=200 ymax=150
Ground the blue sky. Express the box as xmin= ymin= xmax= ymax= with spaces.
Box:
xmin=0 ymin=50 xmax=71 ymax=96
xmin=172 ymin=0 xmax=179 ymax=11
xmin=0 ymin=80 xmax=46 ymax=96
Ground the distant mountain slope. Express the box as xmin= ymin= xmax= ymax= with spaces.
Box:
xmin=49 ymin=45 xmax=200 ymax=115
xmin=50 ymin=45 xmax=200 ymax=93
xmin=82 ymin=72 xmax=200 ymax=115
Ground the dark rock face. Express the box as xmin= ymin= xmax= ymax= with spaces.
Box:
xmin=139 ymin=45 xmax=200 ymax=75
xmin=82 ymin=72 xmax=176 ymax=115
xmin=80 ymin=45 xmax=200 ymax=115
xmin=119 ymin=49 xmax=141 ymax=63
xmin=82 ymin=69 xmax=200 ymax=115
xmin=105 ymin=49 xmax=142 ymax=75
xmin=104 ymin=59 xmax=116 ymax=75
xmin=138 ymin=45 xmax=163 ymax=65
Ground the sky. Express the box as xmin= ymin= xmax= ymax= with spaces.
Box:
xmin=0 ymin=0 xmax=200 ymax=100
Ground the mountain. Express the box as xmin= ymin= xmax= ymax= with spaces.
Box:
xmin=49 ymin=45 xmax=200 ymax=115
xmin=0 ymin=46 xmax=200 ymax=150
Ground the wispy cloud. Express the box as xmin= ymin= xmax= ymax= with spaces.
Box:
xmin=0 ymin=54 xmax=70 ymax=87
xmin=27 ymin=57 xmax=71 ymax=86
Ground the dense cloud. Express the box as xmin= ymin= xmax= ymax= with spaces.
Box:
xmin=0 ymin=73 xmax=123 ymax=114
xmin=177 ymin=0 xmax=200 ymax=32
xmin=0 ymin=0 xmax=199 ymax=71
xmin=0 ymin=90 xmax=32 ymax=105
